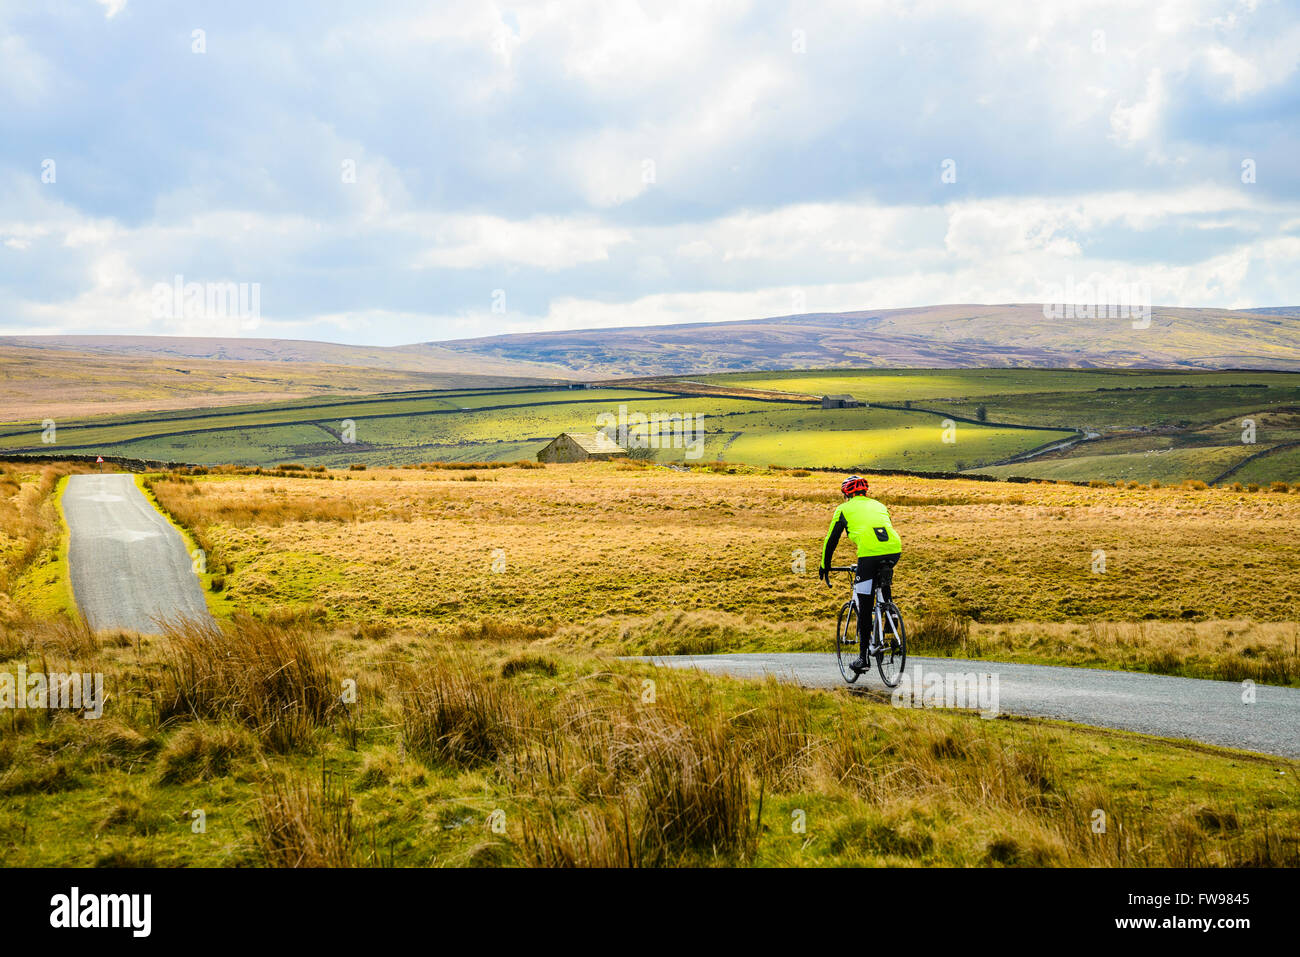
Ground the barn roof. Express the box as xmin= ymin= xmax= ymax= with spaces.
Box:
xmin=823 ymin=394 xmax=857 ymax=401
xmin=560 ymin=432 xmax=625 ymax=454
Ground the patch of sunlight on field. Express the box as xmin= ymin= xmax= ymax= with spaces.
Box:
xmin=972 ymin=446 xmax=1254 ymax=482
xmin=941 ymin=385 xmax=1300 ymax=430
xmin=443 ymin=388 xmax=656 ymax=408
xmin=722 ymin=425 xmax=1065 ymax=470
xmin=89 ymin=424 xmax=336 ymax=465
xmin=705 ymin=369 xmax=1300 ymax=403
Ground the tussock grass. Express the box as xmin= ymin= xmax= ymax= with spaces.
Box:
xmin=1 ymin=614 xmax=1296 ymax=868
xmin=350 ymin=621 xmax=390 ymax=642
xmin=520 ymin=801 xmax=643 ymax=867
xmin=631 ymin=704 xmax=756 ymax=857
xmin=730 ymin=678 xmax=815 ymax=790
xmin=0 ymin=615 xmax=139 ymax=662
xmin=0 ymin=760 xmax=82 ymax=797
xmin=589 ymin=610 xmax=822 ymax=657
xmin=450 ymin=619 xmax=555 ymax=643
xmin=800 ymin=700 xmax=1296 ymax=867
xmin=390 ymin=653 xmax=523 ymax=767
xmin=505 ymin=664 xmax=1300 ymax=867
xmin=501 ymin=653 xmax=558 ymax=678
xmin=156 ymin=722 xmax=258 ymax=784
xmin=972 ymin=619 xmax=1300 ymax=685
xmin=0 ymin=471 xmax=45 ymax=599
xmin=254 ymin=766 xmax=357 ymax=867
xmin=152 ymin=615 xmax=336 ymax=752
xmin=513 ymin=676 xmax=760 ymax=866
xmin=1 ymin=713 xmax=152 ymax=796
xmin=910 ymin=607 xmax=976 ymax=656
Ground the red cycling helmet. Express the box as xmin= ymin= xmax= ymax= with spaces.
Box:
xmin=840 ymin=474 xmax=869 ymax=497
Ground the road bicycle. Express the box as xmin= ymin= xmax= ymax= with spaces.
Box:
xmin=829 ymin=564 xmax=907 ymax=688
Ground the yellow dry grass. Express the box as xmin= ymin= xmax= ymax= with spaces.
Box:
xmin=146 ymin=464 xmax=1299 ymax=633
xmin=0 ymin=462 xmax=95 ymax=623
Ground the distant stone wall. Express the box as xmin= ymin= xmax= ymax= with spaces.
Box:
xmin=0 ymin=453 xmax=196 ymax=472
xmin=796 ymin=464 xmax=1085 ymax=486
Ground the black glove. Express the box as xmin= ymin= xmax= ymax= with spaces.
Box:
xmin=818 ymin=566 xmax=829 ymax=586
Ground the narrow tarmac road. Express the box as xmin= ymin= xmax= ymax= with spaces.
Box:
xmin=645 ymin=653 xmax=1300 ymax=759
xmin=63 ymin=473 xmax=212 ymax=634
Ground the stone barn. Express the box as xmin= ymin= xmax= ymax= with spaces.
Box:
xmin=536 ymin=431 xmax=626 ymax=463
xmin=821 ymin=394 xmax=862 ymax=409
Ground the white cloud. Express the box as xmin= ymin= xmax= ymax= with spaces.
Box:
xmin=1202 ymin=24 xmax=1300 ymax=99
xmin=0 ymin=33 xmax=52 ymax=104
xmin=412 ymin=215 xmax=631 ymax=269
xmin=1109 ymin=68 xmax=1165 ymax=146
xmin=3 ymin=0 xmax=1299 ymax=343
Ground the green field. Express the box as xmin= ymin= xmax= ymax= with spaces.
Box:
xmin=9 ymin=380 xmax=1072 ymax=472
xmin=933 ymin=385 xmax=1298 ymax=431
xmin=9 ymin=368 xmax=1300 ymax=483
xmin=706 ymin=369 xmax=1300 ymax=483
xmin=0 ymin=387 xmax=655 ymax=449
xmin=973 ymin=447 xmax=1254 ymax=483
xmin=1221 ymin=445 xmax=1300 ymax=485
xmin=719 ymin=422 xmax=1063 ymax=472
xmin=706 ymin=368 xmax=1300 ymax=403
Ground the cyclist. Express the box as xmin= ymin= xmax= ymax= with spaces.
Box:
xmin=818 ymin=475 xmax=902 ymax=674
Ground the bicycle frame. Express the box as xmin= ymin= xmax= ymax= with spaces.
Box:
xmin=830 ymin=565 xmax=883 ymax=648
xmin=829 ymin=563 xmax=906 ymax=687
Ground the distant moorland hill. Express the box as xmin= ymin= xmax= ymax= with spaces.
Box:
xmin=6 ymin=304 xmax=1298 ymax=419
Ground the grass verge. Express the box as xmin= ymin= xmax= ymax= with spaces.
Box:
xmin=2 ymin=616 xmax=1295 ymax=867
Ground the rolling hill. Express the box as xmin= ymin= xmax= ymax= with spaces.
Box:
xmin=8 ymin=305 xmax=1299 ymax=385
xmin=6 ymin=304 xmax=1298 ymax=422
xmin=0 ymin=341 xmax=569 ymax=422
xmin=435 ymin=304 xmax=1300 ymax=376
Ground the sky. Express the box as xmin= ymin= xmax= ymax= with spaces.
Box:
xmin=1 ymin=0 xmax=1298 ymax=346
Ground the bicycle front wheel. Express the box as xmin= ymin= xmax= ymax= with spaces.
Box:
xmin=875 ymin=601 xmax=907 ymax=688
xmin=835 ymin=600 xmax=860 ymax=684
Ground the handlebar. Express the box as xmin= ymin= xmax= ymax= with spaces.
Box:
xmin=828 ymin=566 xmax=856 ymax=573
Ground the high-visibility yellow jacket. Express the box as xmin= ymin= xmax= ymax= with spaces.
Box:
xmin=821 ymin=495 xmax=901 ymax=568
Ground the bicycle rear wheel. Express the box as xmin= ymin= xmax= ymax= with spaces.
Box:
xmin=875 ymin=601 xmax=907 ymax=688
xmin=835 ymin=600 xmax=860 ymax=683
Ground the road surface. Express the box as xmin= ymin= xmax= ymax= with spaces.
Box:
xmin=644 ymin=653 xmax=1300 ymax=759
xmin=63 ymin=473 xmax=212 ymax=634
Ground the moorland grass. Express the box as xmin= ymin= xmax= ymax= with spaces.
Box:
xmin=1 ymin=615 xmax=1296 ymax=867
xmin=142 ymin=464 xmax=1300 ymax=681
